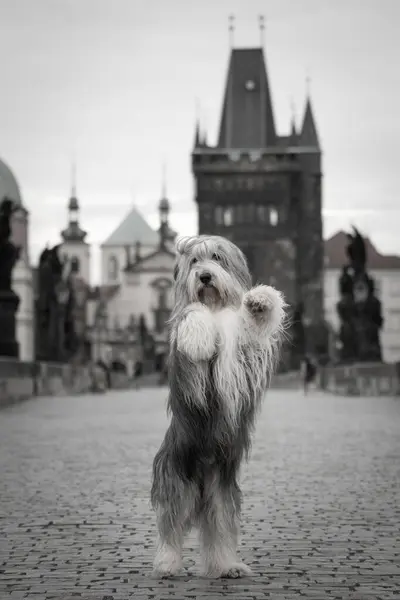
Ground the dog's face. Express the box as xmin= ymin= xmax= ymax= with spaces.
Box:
xmin=173 ymin=235 xmax=252 ymax=311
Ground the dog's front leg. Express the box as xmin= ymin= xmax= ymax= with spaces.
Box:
xmin=176 ymin=302 xmax=217 ymax=361
xmin=243 ymin=285 xmax=286 ymax=338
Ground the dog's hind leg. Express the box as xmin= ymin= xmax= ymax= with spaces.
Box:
xmin=199 ymin=471 xmax=251 ymax=578
xmin=152 ymin=474 xmax=198 ymax=578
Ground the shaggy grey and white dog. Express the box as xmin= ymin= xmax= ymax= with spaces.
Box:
xmin=151 ymin=235 xmax=286 ymax=579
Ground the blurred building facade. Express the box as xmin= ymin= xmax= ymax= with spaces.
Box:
xmin=192 ymin=44 xmax=324 ymax=361
xmin=0 ymin=157 xmax=34 ymax=362
xmin=324 ymin=231 xmax=400 ymax=363
xmin=57 ymin=182 xmax=176 ymax=373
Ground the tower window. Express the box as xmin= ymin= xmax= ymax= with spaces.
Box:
xmin=71 ymin=256 xmax=80 ymax=273
xmin=223 ymin=207 xmax=234 ymax=227
xmin=236 ymin=204 xmax=244 ymax=224
xmin=244 ymin=204 xmax=254 ymax=223
xmin=108 ymin=255 xmax=119 ymax=281
xmin=269 ymin=207 xmax=279 ymax=226
xmin=215 ymin=206 xmax=223 ymax=225
xmin=257 ymin=205 xmax=268 ymax=223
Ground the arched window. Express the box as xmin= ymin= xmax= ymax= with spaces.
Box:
xmin=108 ymin=255 xmax=118 ymax=281
xmin=269 ymin=207 xmax=279 ymax=226
xmin=215 ymin=206 xmax=223 ymax=225
xmin=71 ymin=256 xmax=80 ymax=273
xmin=223 ymin=207 xmax=234 ymax=226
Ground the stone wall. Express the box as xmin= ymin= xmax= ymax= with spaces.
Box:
xmin=320 ymin=362 xmax=400 ymax=396
xmin=0 ymin=360 xmax=35 ymax=407
xmin=0 ymin=359 xmax=92 ymax=408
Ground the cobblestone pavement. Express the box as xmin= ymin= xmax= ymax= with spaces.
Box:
xmin=1 ymin=388 xmax=400 ymax=599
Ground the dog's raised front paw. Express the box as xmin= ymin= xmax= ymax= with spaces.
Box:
xmin=177 ymin=303 xmax=217 ymax=361
xmin=244 ymin=285 xmax=281 ymax=314
xmin=244 ymin=285 xmax=286 ymax=335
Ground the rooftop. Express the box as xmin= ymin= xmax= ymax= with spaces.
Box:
xmin=102 ymin=205 xmax=159 ymax=248
xmin=325 ymin=231 xmax=400 ymax=270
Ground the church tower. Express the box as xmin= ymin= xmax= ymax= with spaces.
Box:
xmin=191 ymin=30 xmax=323 ymax=353
xmin=60 ymin=165 xmax=90 ymax=283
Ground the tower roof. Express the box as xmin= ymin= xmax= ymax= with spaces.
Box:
xmin=102 ymin=205 xmax=159 ymax=247
xmin=61 ymin=221 xmax=87 ymax=243
xmin=217 ymin=48 xmax=276 ymax=149
xmin=299 ymin=97 xmax=320 ymax=148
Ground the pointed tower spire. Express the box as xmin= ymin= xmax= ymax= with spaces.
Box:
xmin=201 ymin=126 xmax=208 ymax=147
xmin=61 ymin=160 xmax=87 ymax=243
xmin=300 ymin=90 xmax=320 ymax=148
xmin=217 ymin=46 xmax=276 ymax=148
xmin=71 ymin=159 xmax=77 ymax=197
xmin=161 ymin=161 xmax=167 ymax=198
xmin=159 ymin=163 xmax=170 ymax=249
xmin=289 ymin=97 xmax=297 ymax=145
xmin=194 ymin=119 xmax=201 ymax=148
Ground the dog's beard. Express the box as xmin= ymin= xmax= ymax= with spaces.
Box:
xmin=198 ymin=285 xmax=221 ymax=309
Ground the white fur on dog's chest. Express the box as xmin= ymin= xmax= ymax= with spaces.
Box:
xmin=214 ymin=308 xmax=242 ymax=356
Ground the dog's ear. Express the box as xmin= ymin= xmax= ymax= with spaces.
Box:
xmin=173 ymin=265 xmax=179 ymax=281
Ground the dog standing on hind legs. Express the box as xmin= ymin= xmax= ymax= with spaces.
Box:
xmin=151 ymin=235 xmax=286 ymax=578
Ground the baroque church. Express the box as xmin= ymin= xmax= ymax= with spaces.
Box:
xmin=58 ymin=178 xmax=177 ymax=373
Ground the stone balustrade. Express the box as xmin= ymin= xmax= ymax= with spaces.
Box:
xmin=0 ymin=359 xmax=92 ymax=408
xmin=319 ymin=362 xmax=400 ymax=396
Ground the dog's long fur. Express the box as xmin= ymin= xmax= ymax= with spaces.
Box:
xmin=151 ymin=235 xmax=286 ymax=578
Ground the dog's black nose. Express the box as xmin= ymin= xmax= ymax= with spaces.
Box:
xmin=199 ymin=272 xmax=212 ymax=285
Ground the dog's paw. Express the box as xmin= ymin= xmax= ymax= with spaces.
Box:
xmin=177 ymin=303 xmax=217 ymax=361
xmin=244 ymin=285 xmax=286 ymax=335
xmin=244 ymin=285 xmax=281 ymax=314
xmin=220 ymin=562 xmax=252 ymax=579
xmin=153 ymin=545 xmax=182 ymax=578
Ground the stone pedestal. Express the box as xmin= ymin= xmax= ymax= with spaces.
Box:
xmin=0 ymin=290 xmax=20 ymax=358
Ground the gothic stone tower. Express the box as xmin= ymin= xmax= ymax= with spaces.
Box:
xmin=192 ymin=47 xmax=323 ymax=350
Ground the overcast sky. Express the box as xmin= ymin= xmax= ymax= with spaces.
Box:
xmin=0 ymin=0 xmax=399 ymax=282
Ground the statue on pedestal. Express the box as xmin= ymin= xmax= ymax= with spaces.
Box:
xmin=35 ymin=244 xmax=78 ymax=362
xmin=337 ymin=227 xmax=383 ymax=363
xmin=0 ymin=197 xmax=20 ymax=357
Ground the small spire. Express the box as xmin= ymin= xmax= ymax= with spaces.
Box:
xmin=202 ymin=126 xmax=208 ymax=147
xmin=228 ymin=14 xmax=235 ymax=48
xmin=300 ymin=94 xmax=320 ymax=148
xmin=194 ymin=98 xmax=201 ymax=148
xmin=194 ymin=120 xmax=201 ymax=147
xmin=161 ymin=161 xmax=167 ymax=198
xmin=306 ymin=71 xmax=311 ymax=98
xmin=71 ymin=158 xmax=77 ymax=197
xmin=259 ymin=15 xmax=265 ymax=47
xmin=289 ymin=97 xmax=297 ymax=141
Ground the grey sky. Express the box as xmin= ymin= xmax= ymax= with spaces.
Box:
xmin=0 ymin=0 xmax=399 ymax=282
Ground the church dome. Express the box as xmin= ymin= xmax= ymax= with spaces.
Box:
xmin=0 ymin=157 xmax=22 ymax=206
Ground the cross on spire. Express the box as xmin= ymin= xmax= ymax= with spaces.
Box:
xmin=71 ymin=159 xmax=77 ymax=197
xmin=259 ymin=15 xmax=265 ymax=47
xmin=161 ymin=161 xmax=167 ymax=198
xmin=228 ymin=15 xmax=235 ymax=48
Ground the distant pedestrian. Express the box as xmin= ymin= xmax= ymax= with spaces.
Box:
xmin=301 ymin=354 xmax=317 ymax=395
xmin=133 ymin=360 xmax=143 ymax=389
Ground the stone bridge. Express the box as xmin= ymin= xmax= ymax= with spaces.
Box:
xmin=1 ymin=387 xmax=399 ymax=599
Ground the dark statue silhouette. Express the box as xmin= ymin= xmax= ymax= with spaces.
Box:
xmin=35 ymin=244 xmax=78 ymax=362
xmin=0 ymin=197 xmax=20 ymax=357
xmin=0 ymin=198 xmax=20 ymax=291
xmin=337 ymin=226 xmax=383 ymax=363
